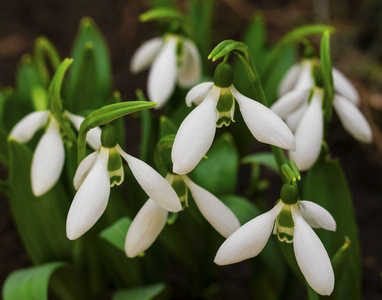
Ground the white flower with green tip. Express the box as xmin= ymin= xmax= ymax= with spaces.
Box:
xmin=130 ymin=34 xmax=202 ymax=108
xmin=9 ymin=110 xmax=101 ymax=196
xmin=171 ymin=62 xmax=296 ymax=175
xmin=125 ymin=173 xmax=240 ymax=258
xmin=66 ymin=125 xmax=182 ymax=240
xmin=214 ymin=183 xmax=336 ymax=296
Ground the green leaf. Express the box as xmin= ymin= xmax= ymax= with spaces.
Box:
xmin=158 ymin=116 xmax=177 ymax=139
xmin=3 ymin=262 xmax=66 ymax=300
xmin=220 ymin=194 xmax=261 ymax=224
xmin=320 ymin=31 xmax=334 ymax=135
xmin=7 ymin=139 xmax=72 ymax=264
xmin=77 ymin=101 xmax=157 ymax=163
xmin=140 ymin=8 xmax=189 ymax=25
xmin=191 ymin=133 xmax=239 ymax=196
xmin=303 ymin=159 xmax=361 ymax=299
xmin=113 ymin=283 xmax=166 ymax=300
xmin=242 ymin=152 xmax=279 ymax=173
xmin=67 ymin=17 xmax=112 ymax=112
xmin=100 ymin=217 xmax=132 ymax=252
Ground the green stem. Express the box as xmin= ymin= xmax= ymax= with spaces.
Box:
xmin=136 ymin=90 xmax=152 ymax=163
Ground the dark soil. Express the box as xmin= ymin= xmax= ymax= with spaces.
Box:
xmin=0 ymin=0 xmax=381 ymax=299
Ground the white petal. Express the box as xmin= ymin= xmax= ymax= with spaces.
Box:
xmin=286 ymin=102 xmax=307 ymax=132
xmin=177 ymin=39 xmax=202 ymax=88
xmin=66 ymin=147 xmax=110 ymax=240
xmin=292 ymin=206 xmax=335 ymax=296
xmin=333 ymin=95 xmax=372 ymax=143
xmin=31 ymin=117 xmax=65 ymax=196
xmin=289 ymin=90 xmax=323 ymax=171
xmin=294 ymin=60 xmax=315 ymax=91
xmin=232 ymin=86 xmax=295 ymax=151
xmin=125 ymin=199 xmax=168 ymax=258
xmin=117 ymin=145 xmax=181 ymax=212
xmin=271 ymin=89 xmax=311 ymax=119
xmin=65 ymin=111 xmax=101 ymax=150
xmin=185 ymin=82 xmax=214 ymax=107
xmin=130 ymin=37 xmax=163 ymax=73
xmin=73 ymin=151 xmax=98 ymax=190
xmin=333 ymin=67 xmax=360 ymax=106
xmin=214 ymin=202 xmax=283 ymax=265
xmin=147 ymin=37 xmax=178 ymax=108
xmin=183 ymin=176 xmax=240 ymax=238
xmin=299 ymin=201 xmax=336 ymax=231
xmin=278 ymin=63 xmax=301 ymax=96
xmin=9 ymin=111 xmax=49 ymax=143
xmin=171 ymin=86 xmax=220 ymax=175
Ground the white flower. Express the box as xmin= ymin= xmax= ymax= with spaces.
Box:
xmin=124 ymin=174 xmax=240 ymax=258
xmin=272 ymin=60 xmax=372 ymax=170
xmin=130 ymin=35 xmax=202 ymax=109
xmin=66 ymin=145 xmax=182 ymax=240
xmin=172 ymin=72 xmax=296 ymax=175
xmin=214 ymin=199 xmax=336 ymax=296
xmin=9 ymin=110 xmax=101 ymax=196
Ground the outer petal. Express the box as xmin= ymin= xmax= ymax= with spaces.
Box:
xmin=183 ymin=176 xmax=240 ymax=238
xmin=333 ymin=67 xmax=360 ymax=106
xmin=65 ymin=111 xmax=101 ymax=150
xmin=9 ymin=111 xmax=49 ymax=143
xmin=289 ymin=90 xmax=323 ymax=171
xmin=66 ymin=147 xmax=110 ymax=240
xmin=171 ymin=86 xmax=220 ymax=175
xmin=299 ymin=201 xmax=336 ymax=231
xmin=125 ymin=199 xmax=168 ymax=258
xmin=147 ymin=37 xmax=178 ymax=108
xmin=214 ymin=202 xmax=283 ymax=265
xmin=177 ymin=39 xmax=202 ymax=87
xmin=278 ymin=63 xmax=301 ymax=96
xmin=31 ymin=117 xmax=65 ymax=196
xmin=292 ymin=206 xmax=335 ymax=296
xmin=286 ymin=102 xmax=307 ymax=132
xmin=130 ymin=37 xmax=163 ymax=73
xmin=294 ymin=60 xmax=315 ymax=91
xmin=73 ymin=151 xmax=98 ymax=190
xmin=185 ymin=82 xmax=214 ymax=107
xmin=333 ymin=95 xmax=372 ymax=143
xmin=232 ymin=86 xmax=295 ymax=151
xmin=117 ymin=145 xmax=181 ymax=212
xmin=271 ymin=88 xmax=311 ymax=119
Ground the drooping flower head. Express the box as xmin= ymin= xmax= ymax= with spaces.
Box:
xmin=9 ymin=110 xmax=101 ymax=196
xmin=66 ymin=124 xmax=182 ymax=240
xmin=271 ymin=58 xmax=372 ymax=170
xmin=124 ymin=172 xmax=240 ymax=258
xmin=171 ymin=62 xmax=296 ymax=175
xmin=214 ymin=181 xmax=336 ymax=296
xmin=130 ymin=34 xmax=202 ymax=108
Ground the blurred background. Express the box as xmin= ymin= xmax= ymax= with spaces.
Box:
xmin=0 ymin=0 xmax=381 ymax=299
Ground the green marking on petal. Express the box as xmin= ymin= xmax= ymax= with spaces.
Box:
xmin=216 ymin=88 xmax=235 ymax=128
xmin=275 ymin=204 xmax=294 ymax=243
xmin=108 ymin=147 xmax=124 ymax=187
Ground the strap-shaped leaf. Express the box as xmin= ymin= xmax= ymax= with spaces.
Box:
xmin=3 ymin=262 xmax=66 ymax=300
xmin=320 ymin=31 xmax=334 ymax=136
xmin=77 ymin=101 xmax=157 ymax=163
xmin=242 ymin=152 xmax=279 ymax=173
xmin=113 ymin=283 xmax=166 ymax=300
xmin=100 ymin=217 xmax=132 ymax=251
xmin=67 ymin=17 xmax=112 ymax=112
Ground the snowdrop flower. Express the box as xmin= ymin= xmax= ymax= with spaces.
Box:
xmin=125 ymin=173 xmax=240 ymax=258
xmin=171 ymin=62 xmax=296 ymax=175
xmin=130 ymin=34 xmax=202 ymax=108
xmin=215 ymin=183 xmax=336 ymax=296
xmin=272 ymin=61 xmax=372 ymax=170
xmin=66 ymin=125 xmax=182 ymax=240
xmin=9 ymin=110 xmax=101 ymax=196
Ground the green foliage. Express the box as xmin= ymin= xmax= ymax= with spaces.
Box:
xmin=3 ymin=262 xmax=66 ymax=300
xmin=113 ymin=283 xmax=166 ymax=300
xmin=100 ymin=217 xmax=132 ymax=252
